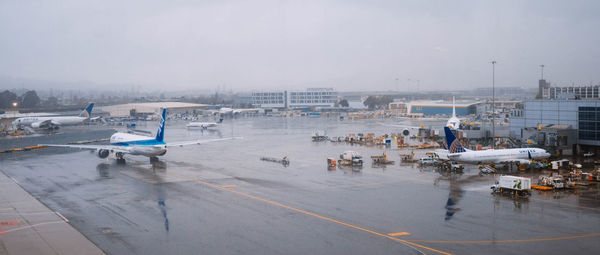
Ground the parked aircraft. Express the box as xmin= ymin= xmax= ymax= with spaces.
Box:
xmin=186 ymin=122 xmax=219 ymax=129
xmin=444 ymin=126 xmax=550 ymax=165
xmin=446 ymin=97 xmax=460 ymax=130
xmin=216 ymin=107 xmax=260 ymax=116
xmin=42 ymin=108 xmax=239 ymax=164
xmin=12 ymin=103 xmax=95 ymax=130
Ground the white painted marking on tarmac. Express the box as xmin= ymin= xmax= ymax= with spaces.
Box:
xmin=55 ymin=211 xmax=69 ymax=223
xmin=2 ymin=221 xmax=65 ymax=234
xmin=0 ymin=211 xmax=53 ymax=216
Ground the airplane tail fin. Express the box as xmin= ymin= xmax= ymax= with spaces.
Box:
xmin=452 ymin=96 xmax=456 ymax=118
xmin=79 ymin=103 xmax=94 ymax=118
xmin=155 ymin=108 xmax=166 ymax=142
xmin=444 ymin=126 xmax=466 ymax=153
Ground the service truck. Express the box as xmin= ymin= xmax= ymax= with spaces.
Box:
xmin=491 ymin=175 xmax=532 ymax=197
xmin=339 ymin=151 xmax=363 ymax=166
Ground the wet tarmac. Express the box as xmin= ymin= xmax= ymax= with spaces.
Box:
xmin=0 ymin=126 xmax=116 ymax=150
xmin=1 ymin=118 xmax=599 ymax=254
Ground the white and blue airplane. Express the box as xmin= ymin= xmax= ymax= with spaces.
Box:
xmin=444 ymin=126 xmax=550 ymax=165
xmin=13 ymin=103 xmax=95 ymax=130
xmin=42 ymin=108 xmax=239 ymax=164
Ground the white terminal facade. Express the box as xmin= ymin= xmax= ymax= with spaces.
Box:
xmin=251 ymin=88 xmax=338 ymax=109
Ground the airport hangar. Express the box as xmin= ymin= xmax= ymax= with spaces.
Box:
xmin=99 ymin=102 xmax=209 ymax=117
xmin=389 ymin=100 xmax=478 ymax=116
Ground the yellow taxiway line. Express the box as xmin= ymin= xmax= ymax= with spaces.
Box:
xmin=409 ymin=232 xmax=600 ymax=244
xmin=389 ymin=232 xmax=411 ymax=237
xmin=168 ymin=172 xmax=451 ymax=255
xmin=165 ymin=170 xmax=600 ymax=253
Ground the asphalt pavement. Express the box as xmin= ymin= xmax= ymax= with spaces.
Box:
xmin=1 ymin=118 xmax=599 ymax=255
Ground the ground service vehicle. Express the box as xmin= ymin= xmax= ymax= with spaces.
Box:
xmin=491 ymin=175 xmax=531 ymax=197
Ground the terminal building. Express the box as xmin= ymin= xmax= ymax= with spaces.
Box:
xmin=251 ymin=88 xmax=338 ymax=109
xmin=250 ymin=91 xmax=286 ymax=108
xmin=99 ymin=102 xmax=209 ymax=117
xmin=538 ymin=79 xmax=600 ymax=100
xmin=515 ymin=81 xmax=600 ymax=153
xmin=510 ymin=98 xmax=600 ymax=154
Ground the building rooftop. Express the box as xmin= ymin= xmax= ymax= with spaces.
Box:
xmin=100 ymin=102 xmax=209 ymax=117
xmin=405 ymin=100 xmax=478 ymax=107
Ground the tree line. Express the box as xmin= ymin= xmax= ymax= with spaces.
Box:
xmin=363 ymin=96 xmax=392 ymax=110
xmin=0 ymin=90 xmax=56 ymax=109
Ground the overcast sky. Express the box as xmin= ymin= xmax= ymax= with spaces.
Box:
xmin=0 ymin=0 xmax=598 ymax=92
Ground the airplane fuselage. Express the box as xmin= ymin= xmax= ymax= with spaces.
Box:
xmin=110 ymin=133 xmax=167 ymax=157
xmin=448 ymin=148 xmax=550 ymax=164
xmin=13 ymin=116 xmax=87 ymax=128
xmin=186 ymin=122 xmax=218 ymax=128
xmin=446 ymin=116 xmax=460 ymax=130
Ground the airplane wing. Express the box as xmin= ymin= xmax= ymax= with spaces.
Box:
xmin=166 ymin=137 xmax=242 ymax=147
xmin=233 ymin=109 xmax=259 ymax=114
xmin=40 ymin=144 xmax=130 ymax=153
xmin=32 ymin=119 xmax=55 ymax=129
xmin=493 ymin=159 xmax=531 ymax=165
xmin=492 ymin=152 xmax=534 ymax=165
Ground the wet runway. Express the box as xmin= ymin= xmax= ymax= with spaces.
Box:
xmin=1 ymin=118 xmax=599 ymax=254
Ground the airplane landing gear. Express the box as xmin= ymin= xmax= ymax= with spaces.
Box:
xmin=150 ymin=156 xmax=159 ymax=163
xmin=116 ymin=152 xmax=126 ymax=164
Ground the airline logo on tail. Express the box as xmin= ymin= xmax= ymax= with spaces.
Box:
xmin=155 ymin=108 xmax=166 ymax=142
xmin=79 ymin=103 xmax=94 ymax=118
xmin=444 ymin=127 xmax=466 ymax=153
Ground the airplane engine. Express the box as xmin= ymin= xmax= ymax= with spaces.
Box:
xmin=96 ymin=149 xmax=110 ymax=159
xmin=402 ymin=129 xmax=410 ymax=136
xmin=31 ymin=122 xmax=55 ymax=130
xmin=516 ymin=159 xmax=531 ymax=165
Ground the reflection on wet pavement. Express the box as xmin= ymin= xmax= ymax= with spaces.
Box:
xmin=0 ymin=118 xmax=599 ymax=255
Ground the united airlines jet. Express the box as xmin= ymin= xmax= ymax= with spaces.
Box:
xmin=13 ymin=103 xmax=95 ymax=130
xmin=42 ymin=108 xmax=239 ymax=164
xmin=444 ymin=126 xmax=550 ymax=165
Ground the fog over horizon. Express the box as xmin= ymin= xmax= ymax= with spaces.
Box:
xmin=1 ymin=0 xmax=599 ymax=92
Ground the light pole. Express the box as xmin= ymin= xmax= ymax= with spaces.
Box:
xmin=491 ymin=60 xmax=496 ymax=148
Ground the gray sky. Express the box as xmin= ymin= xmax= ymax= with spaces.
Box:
xmin=1 ymin=0 xmax=599 ymax=91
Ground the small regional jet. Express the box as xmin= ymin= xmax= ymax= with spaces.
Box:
xmin=216 ymin=107 xmax=260 ymax=116
xmin=42 ymin=108 xmax=239 ymax=164
xmin=186 ymin=122 xmax=219 ymax=129
xmin=444 ymin=126 xmax=550 ymax=166
xmin=13 ymin=103 xmax=95 ymax=130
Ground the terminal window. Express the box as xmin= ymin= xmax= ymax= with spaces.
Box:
xmin=578 ymin=107 xmax=600 ymax=141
